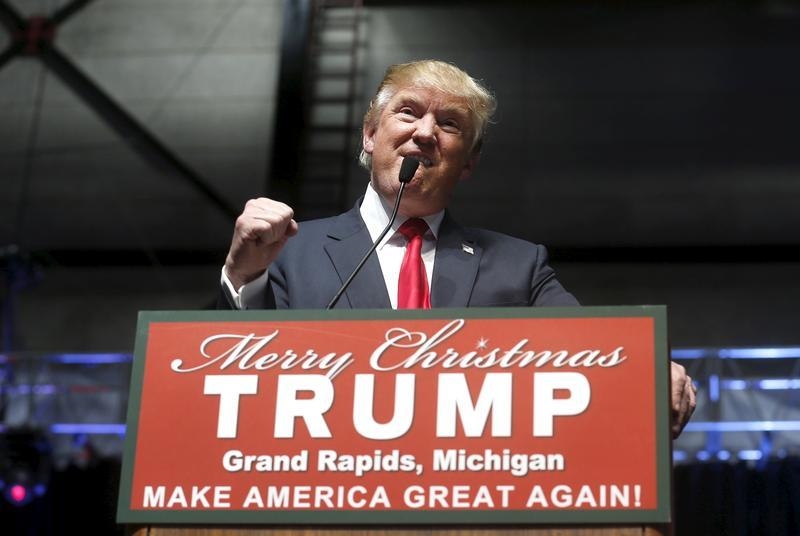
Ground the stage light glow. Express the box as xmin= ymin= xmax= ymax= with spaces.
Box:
xmin=738 ymin=450 xmax=763 ymax=461
xmin=684 ymin=420 xmax=800 ymax=433
xmin=0 ymin=427 xmax=51 ymax=507
xmin=9 ymin=484 xmax=26 ymax=504
xmin=670 ymin=349 xmax=707 ymax=359
xmin=719 ymin=347 xmax=800 ymax=359
xmin=721 ymin=379 xmax=748 ymax=390
xmin=758 ymin=379 xmax=800 ymax=390
xmin=51 ymin=353 xmax=132 ymax=364
xmin=696 ymin=450 xmax=711 ymax=461
xmin=50 ymin=423 xmax=126 ymax=435
xmin=708 ymin=374 xmax=720 ymax=402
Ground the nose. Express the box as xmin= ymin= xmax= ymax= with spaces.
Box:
xmin=412 ymin=114 xmax=436 ymax=145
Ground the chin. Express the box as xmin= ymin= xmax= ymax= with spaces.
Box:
xmin=402 ymin=197 xmax=442 ymax=217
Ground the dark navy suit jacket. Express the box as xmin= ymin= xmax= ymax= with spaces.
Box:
xmin=223 ymin=201 xmax=578 ymax=310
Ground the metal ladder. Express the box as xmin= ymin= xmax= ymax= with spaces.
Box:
xmin=298 ymin=0 xmax=365 ymax=219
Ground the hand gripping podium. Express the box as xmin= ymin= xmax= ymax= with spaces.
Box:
xmin=118 ymin=307 xmax=672 ymax=536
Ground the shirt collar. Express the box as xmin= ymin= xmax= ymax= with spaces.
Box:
xmin=360 ymin=182 xmax=444 ymax=247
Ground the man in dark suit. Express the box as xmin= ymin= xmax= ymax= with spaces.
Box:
xmin=219 ymin=59 xmax=695 ymax=436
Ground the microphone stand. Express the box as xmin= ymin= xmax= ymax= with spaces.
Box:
xmin=326 ymin=157 xmax=419 ymax=309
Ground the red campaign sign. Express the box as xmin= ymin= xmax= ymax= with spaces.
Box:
xmin=117 ymin=307 xmax=671 ymax=525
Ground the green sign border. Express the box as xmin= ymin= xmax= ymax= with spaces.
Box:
xmin=117 ymin=305 xmax=671 ymax=525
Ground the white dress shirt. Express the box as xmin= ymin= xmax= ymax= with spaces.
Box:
xmin=221 ymin=182 xmax=444 ymax=309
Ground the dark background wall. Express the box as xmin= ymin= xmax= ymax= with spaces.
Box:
xmin=359 ymin=4 xmax=800 ymax=249
xmin=1 ymin=2 xmax=799 ymax=534
xmin=353 ymin=4 xmax=800 ymax=348
xmin=3 ymin=1 xmax=799 ymax=353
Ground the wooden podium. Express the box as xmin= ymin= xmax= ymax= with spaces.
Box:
xmin=119 ymin=309 xmax=673 ymax=536
xmin=129 ymin=526 xmax=669 ymax=535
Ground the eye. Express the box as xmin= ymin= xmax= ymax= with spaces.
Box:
xmin=440 ymin=118 xmax=461 ymax=133
xmin=397 ymin=106 xmax=417 ymax=119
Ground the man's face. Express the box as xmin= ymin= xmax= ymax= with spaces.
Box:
xmin=362 ymin=87 xmax=478 ymax=217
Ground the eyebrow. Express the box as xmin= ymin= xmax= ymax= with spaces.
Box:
xmin=393 ymin=94 xmax=469 ymax=116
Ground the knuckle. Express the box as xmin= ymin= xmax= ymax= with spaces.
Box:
xmin=249 ymin=221 xmax=271 ymax=237
xmin=234 ymin=214 xmax=249 ymax=231
xmin=276 ymin=203 xmax=294 ymax=220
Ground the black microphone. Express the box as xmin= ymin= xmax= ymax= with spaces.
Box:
xmin=397 ymin=155 xmax=421 ymax=185
xmin=326 ymin=156 xmax=420 ymax=309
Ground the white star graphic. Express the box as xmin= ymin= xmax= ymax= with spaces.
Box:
xmin=476 ymin=337 xmax=489 ymax=350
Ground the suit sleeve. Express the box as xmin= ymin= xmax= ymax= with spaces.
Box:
xmin=216 ymin=268 xmax=278 ymax=310
xmin=529 ymin=244 xmax=580 ymax=306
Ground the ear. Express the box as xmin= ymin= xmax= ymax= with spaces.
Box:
xmin=362 ymin=124 xmax=376 ymax=155
xmin=459 ymin=152 xmax=480 ymax=182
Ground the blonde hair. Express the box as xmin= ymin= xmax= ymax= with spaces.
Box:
xmin=359 ymin=60 xmax=497 ymax=169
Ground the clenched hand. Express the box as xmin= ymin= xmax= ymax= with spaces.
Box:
xmin=224 ymin=198 xmax=298 ymax=289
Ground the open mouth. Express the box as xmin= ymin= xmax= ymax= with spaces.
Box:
xmin=405 ymin=155 xmax=433 ymax=167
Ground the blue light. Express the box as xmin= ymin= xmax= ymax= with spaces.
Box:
xmin=50 ymin=424 xmax=126 ymax=435
xmin=696 ymin=451 xmax=711 ymax=461
xmin=673 ymin=450 xmax=688 ymax=462
xmin=671 ymin=349 xmax=707 ymax=359
xmin=671 ymin=346 xmax=800 ymax=360
xmin=0 ymin=384 xmax=58 ymax=395
xmin=758 ymin=379 xmax=800 ymax=390
xmin=3 ymin=423 xmax=127 ymax=435
xmin=716 ymin=450 xmax=731 ymax=461
xmin=709 ymin=374 xmax=720 ymax=402
xmin=51 ymin=353 xmax=132 ymax=364
xmin=718 ymin=379 xmax=800 ymax=391
xmin=684 ymin=421 xmax=800 ymax=433
xmin=721 ymin=379 xmax=748 ymax=390
xmin=737 ymin=450 xmax=763 ymax=461
xmin=719 ymin=347 xmax=800 ymax=359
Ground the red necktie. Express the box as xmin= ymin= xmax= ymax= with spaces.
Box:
xmin=397 ymin=218 xmax=431 ymax=309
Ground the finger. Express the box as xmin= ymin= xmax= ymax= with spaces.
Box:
xmin=247 ymin=210 xmax=294 ymax=224
xmin=244 ymin=209 xmax=295 ymax=242
xmin=236 ymin=211 xmax=294 ymax=245
xmin=686 ymin=375 xmax=697 ymax=415
xmin=286 ymin=219 xmax=299 ymax=237
xmin=246 ymin=198 xmax=294 ymax=220
xmin=670 ymin=362 xmax=686 ymax=413
xmin=672 ymin=376 xmax=696 ymax=438
xmin=678 ymin=377 xmax=691 ymax=423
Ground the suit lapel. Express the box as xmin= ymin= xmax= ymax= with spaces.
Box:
xmin=323 ymin=203 xmax=392 ymax=309
xmin=431 ymin=214 xmax=482 ymax=308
